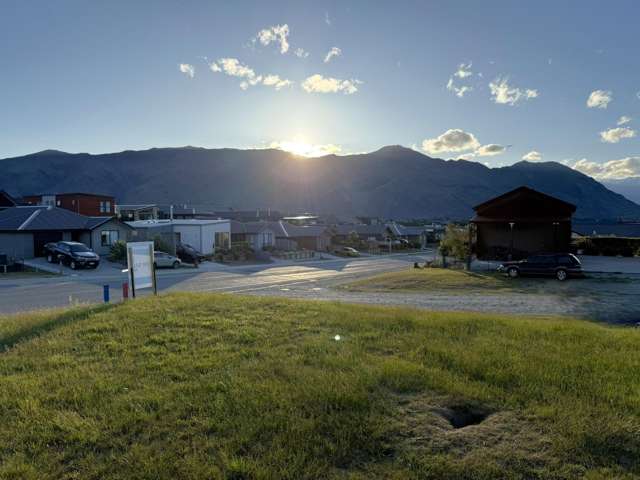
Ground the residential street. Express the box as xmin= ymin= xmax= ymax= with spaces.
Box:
xmin=2 ymin=252 xmax=640 ymax=324
xmin=0 ymin=253 xmax=435 ymax=314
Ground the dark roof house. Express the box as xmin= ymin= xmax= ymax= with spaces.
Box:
xmin=471 ymin=186 xmax=576 ymax=260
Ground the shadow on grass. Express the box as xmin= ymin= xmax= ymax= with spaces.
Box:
xmin=0 ymin=303 xmax=114 ymax=351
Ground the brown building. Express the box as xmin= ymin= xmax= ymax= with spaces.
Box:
xmin=23 ymin=193 xmax=115 ymax=216
xmin=471 ymin=186 xmax=576 ymax=260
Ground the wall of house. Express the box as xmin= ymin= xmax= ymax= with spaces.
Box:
xmin=82 ymin=220 xmax=133 ymax=256
xmin=247 ymin=229 xmax=275 ymax=251
xmin=57 ymin=195 xmax=115 ymax=216
xmin=0 ymin=233 xmax=34 ymax=261
xmin=476 ymin=222 xmax=572 ymax=260
xmin=172 ymin=222 xmax=230 ymax=254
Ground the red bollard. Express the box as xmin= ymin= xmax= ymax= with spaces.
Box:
xmin=122 ymin=282 xmax=129 ymax=300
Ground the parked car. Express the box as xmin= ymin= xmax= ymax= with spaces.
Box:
xmin=336 ymin=246 xmax=360 ymax=257
xmin=154 ymin=251 xmax=182 ymax=269
xmin=176 ymin=243 xmax=205 ymax=265
xmin=44 ymin=241 xmax=100 ymax=269
xmin=498 ymin=253 xmax=582 ymax=281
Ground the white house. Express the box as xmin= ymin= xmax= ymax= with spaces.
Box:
xmin=126 ymin=219 xmax=230 ymax=254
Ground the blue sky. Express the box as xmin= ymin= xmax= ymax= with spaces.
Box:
xmin=1 ymin=0 xmax=639 ymax=179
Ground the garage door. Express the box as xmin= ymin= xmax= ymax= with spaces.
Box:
xmin=33 ymin=231 xmax=63 ymax=257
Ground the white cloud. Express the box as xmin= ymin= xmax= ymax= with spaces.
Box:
xmin=456 ymin=152 xmax=476 ymax=161
xmin=262 ymin=74 xmax=292 ymax=90
xmin=324 ymin=47 xmax=342 ymax=63
xmin=571 ymin=157 xmax=640 ymax=180
xmin=586 ymin=90 xmax=612 ymax=109
xmin=617 ymin=115 xmax=632 ymax=126
xmin=422 ymin=129 xmax=480 ymax=155
xmin=489 ymin=77 xmax=538 ymax=105
xmin=210 ymin=58 xmax=292 ymax=91
xmin=446 ymin=77 xmax=472 ymax=98
xmin=476 ymin=144 xmax=506 ymax=157
xmin=600 ymin=127 xmax=636 ymax=143
xmin=179 ymin=63 xmax=195 ymax=78
xmin=301 ymin=74 xmax=362 ymax=94
xmin=454 ymin=62 xmax=472 ymax=79
xmin=255 ymin=24 xmax=290 ymax=54
xmin=522 ymin=150 xmax=542 ymax=161
xmin=294 ymin=47 xmax=309 ymax=58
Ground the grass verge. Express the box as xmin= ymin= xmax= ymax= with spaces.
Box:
xmin=0 ymin=293 xmax=639 ymax=479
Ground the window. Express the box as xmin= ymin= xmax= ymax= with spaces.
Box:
xmin=105 ymin=201 xmax=111 ymax=213
xmin=101 ymin=230 xmax=119 ymax=246
xmin=99 ymin=201 xmax=106 ymax=213
xmin=215 ymin=231 xmax=230 ymax=248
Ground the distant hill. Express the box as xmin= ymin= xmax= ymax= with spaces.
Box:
xmin=603 ymin=178 xmax=640 ymax=204
xmin=1 ymin=145 xmax=639 ymax=220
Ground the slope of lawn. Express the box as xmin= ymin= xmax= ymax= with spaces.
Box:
xmin=0 ymin=294 xmax=639 ymax=479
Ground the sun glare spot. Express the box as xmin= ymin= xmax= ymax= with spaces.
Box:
xmin=269 ymin=138 xmax=341 ymax=157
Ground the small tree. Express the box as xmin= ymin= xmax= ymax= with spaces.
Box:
xmin=438 ymin=224 xmax=469 ymax=265
xmin=109 ymin=240 xmax=127 ymax=263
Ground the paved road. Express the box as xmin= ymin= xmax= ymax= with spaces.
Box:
xmin=0 ymin=253 xmax=434 ymax=314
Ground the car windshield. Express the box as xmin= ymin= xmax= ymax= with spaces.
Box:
xmin=70 ymin=245 xmax=91 ymax=253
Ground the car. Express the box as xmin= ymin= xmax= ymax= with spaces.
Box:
xmin=154 ymin=251 xmax=182 ymax=269
xmin=498 ymin=253 xmax=582 ymax=281
xmin=176 ymin=243 xmax=205 ymax=265
xmin=45 ymin=241 xmax=100 ymax=269
xmin=336 ymin=246 xmax=360 ymax=257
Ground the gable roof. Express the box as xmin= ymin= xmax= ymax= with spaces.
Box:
xmin=230 ymin=220 xmax=275 ymax=235
xmin=0 ymin=206 xmax=125 ymax=232
xmin=0 ymin=190 xmax=18 ymax=208
xmin=472 ymin=186 xmax=576 ymax=222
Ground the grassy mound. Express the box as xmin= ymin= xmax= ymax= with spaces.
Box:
xmin=0 ymin=294 xmax=639 ymax=479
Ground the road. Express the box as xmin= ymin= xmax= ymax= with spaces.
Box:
xmin=0 ymin=253 xmax=434 ymax=314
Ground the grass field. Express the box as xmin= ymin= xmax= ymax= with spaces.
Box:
xmin=342 ymin=268 xmax=574 ymax=295
xmin=0 ymin=294 xmax=639 ymax=479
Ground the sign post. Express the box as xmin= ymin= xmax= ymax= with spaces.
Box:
xmin=126 ymin=241 xmax=156 ymax=298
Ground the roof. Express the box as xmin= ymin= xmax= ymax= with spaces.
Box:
xmin=0 ymin=206 xmax=123 ymax=231
xmin=231 ymin=220 xmax=275 ymax=235
xmin=472 ymin=186 xmax=576 ymax=222
xmin=116 ymin=204 xmax=157 ymax=211
xmin=333 ymin=224 xmax=389 ymax=236
xmin=278 ymin=222 xmax=330 ymax=238
xmin=24 ymin=192 xmax=115 ymax=199
xmin=126 ymin=219 xmax=229 ymax=228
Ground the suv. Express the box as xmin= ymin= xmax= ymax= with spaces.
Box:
xmin=176 ymin=243 xmax=205 ymax=265
xmin=44 ymin=241 xmax=100 ymax=269
xmin=498 ymin=253 xmax=582 ymax=281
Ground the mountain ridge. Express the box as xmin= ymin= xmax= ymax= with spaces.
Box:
xmin=1 ymin=145 xmax=638 ymax=220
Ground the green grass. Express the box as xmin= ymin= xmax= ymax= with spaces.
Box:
xmin=0 ymin=294 xmax=639 ymax=479
xmin=342 ymin=268 xmax=572 ymax=295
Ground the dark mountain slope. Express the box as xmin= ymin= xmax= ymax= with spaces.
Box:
xmin=1 ymin=145 xmax=638 ymax=220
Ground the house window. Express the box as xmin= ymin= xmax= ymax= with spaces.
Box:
xmin=215 ymin=231 xmax=230 ymax=248
xmin=99 ymin=201 xmax=105 ymax=213
xmin=262 ymin=232 xmax=273 ymax=245
xmin=101 ymin=230 xmax=119 ymax=246
xmin=105 ymin=201 xmax=111 ymax=213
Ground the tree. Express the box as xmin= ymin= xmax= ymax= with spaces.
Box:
xmin=438 ymin=224 xmax=470 ymax=264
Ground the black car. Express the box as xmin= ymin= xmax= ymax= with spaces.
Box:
xmin=498 ymin=253 xmax=582 ymax=281
xmin=44 ymin=241 xmax=100 ymax=269
xmin=176 ymin=243 xmax=205 ymax=265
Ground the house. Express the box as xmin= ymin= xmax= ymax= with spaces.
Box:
xmin=231 ymin=221 xmax=277 ymax=251
xmin=116 ymin=204 xmax=159 ymax=221
xmin=126 ymin=219 xmax=231 ymax=255
xmin=22 ymin=192 xmax=115 ymax=216
xmin=0 ymin=206 xmax=134 ymax=262
xmin=471 ymin=186 xmax=576 ymax=260
xmin=332 ymin=224 xmax=391 ymax=244
xmin=212 ymin=209 xmax=282 ymax=222
xmin=0 ymin=191 xmax=18 ymax=211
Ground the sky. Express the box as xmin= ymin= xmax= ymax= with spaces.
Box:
xmin=1 ymin=0 xmax=640 ymax=180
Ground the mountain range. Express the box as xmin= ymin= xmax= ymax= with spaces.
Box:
xmin=1 ymin=145 xmax=639 ymax=220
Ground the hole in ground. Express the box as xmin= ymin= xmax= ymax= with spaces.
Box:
xmin=439 ymin=404 xmax=492 ymax=429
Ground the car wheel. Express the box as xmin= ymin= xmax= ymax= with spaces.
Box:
xmin=70 ymin=260 xmax=77 ymax=270
xmin=507 ymin=267 xmax=519 ymax=278
xmin=556 ymin=269 xmax=567 ymax=281
xmin=173 ymin=261 xmax=180 ymax=269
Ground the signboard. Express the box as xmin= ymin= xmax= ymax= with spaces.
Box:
xmin=126 ymin=241 xmax=156 ymax=296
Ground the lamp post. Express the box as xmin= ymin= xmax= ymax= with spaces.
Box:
xmin=508 ymin=222 xmax=515 ymax=260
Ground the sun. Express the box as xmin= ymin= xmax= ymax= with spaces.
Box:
xmin=270 ymin=137 xmax=342 ymax=157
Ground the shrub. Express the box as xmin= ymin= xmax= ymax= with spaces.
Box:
xmin=438 ymin=224 xmax=469 ymax=261
xmin=108 ymin=240 xmax=127 ymax=263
